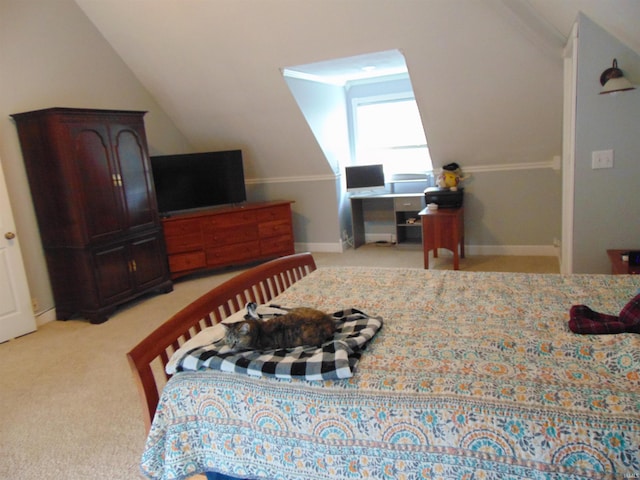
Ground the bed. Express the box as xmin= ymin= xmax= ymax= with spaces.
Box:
xmin=129 ymin=253 xmax=640 ymax=479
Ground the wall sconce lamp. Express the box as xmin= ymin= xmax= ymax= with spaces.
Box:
xmin=600 ymin=59 xmax=635 ymax=94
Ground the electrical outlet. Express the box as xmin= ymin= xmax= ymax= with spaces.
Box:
xmin=592 ymin=150 xmax=614 ymax=169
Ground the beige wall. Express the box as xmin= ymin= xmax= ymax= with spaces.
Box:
xmin=0 ymin=0 xmax=192 ymax=315
xmin=0 ymin=0 xmax=576 ymax=321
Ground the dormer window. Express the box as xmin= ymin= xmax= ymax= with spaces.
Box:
xmin=283 ymin=49 xmax=432 ymax=180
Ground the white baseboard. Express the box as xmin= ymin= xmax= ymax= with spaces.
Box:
xmin=297 ymin=241 xmax=560 ymax=258
xmin=465 ymin=244 xmax=559 ymax=256
xmin=35 ymin=308 xmax=57 ymax=327
xmin=364 ymin=233 xmax=396 ymax=244
xmin=295 ymin=242 xmax=344 ymax=253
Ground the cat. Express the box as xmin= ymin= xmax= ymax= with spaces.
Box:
xmin=223 ymin=307 xmax=336 ymax=351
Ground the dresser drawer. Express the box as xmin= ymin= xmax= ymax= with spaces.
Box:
xmin=394 ymin=196 xmax=424 ymax=212
xmin=258 ymin=219 xmax=292 ymax=239
xmin=168 ymin=251 xmax=206 ymax=273
xmin=260 ymin=235 xmax=294 ymax=256
xmin=256 ymin=204 xmax=291 ymax=222
xmin=163 ymin=218 xmax=201 ymax=237
xmin=202 ymin=210 xmax=256 ymax=229
xmin=203 ymin=224 xmax=258 ymax=246
xmin=206 ymin=241 xmax=260 ymax=267
xmin=164 ymin=232 xmax=203 ymax=254
xmin=160 ymin=202 xmax=294 ymax=277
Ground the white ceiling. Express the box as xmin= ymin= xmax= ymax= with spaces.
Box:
xmin=74 ymin=0 xmax=640 ymax=177
xmin=526 ymin=0 xmax=640 ymax=54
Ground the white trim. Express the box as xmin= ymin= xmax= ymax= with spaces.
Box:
xmin=245 ymin=174 xmax=337 ymax=185
xmin=561 ymin=22 xmax=578 ymax=274
xmin=463 ymin=160 xmax=557 ymax=174
xmin=364 ymin=233 xmax=397 ymax=244
xmin=464 ymin=244 xmax=559 ymax=257
xmin=246 ymin=158 xmax=559 ymax=186
xmin=282 ymin=68 xmax=408 ymax=87
xmin=35 ymin=308 xmax=57 ymax=326
xmin=282 ymin=68 xmax=346 ymax=86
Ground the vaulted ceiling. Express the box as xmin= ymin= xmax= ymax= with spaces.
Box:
xmin=75 ymin=0 xmax=640 ymax=178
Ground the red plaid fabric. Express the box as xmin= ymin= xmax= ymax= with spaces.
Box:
xmin=618 ymin=293 xmax=640 ymax=333
xmin=569 ymin=293 xmax=640 ymax=334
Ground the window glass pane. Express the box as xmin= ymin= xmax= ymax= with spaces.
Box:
xmin=357 ymin=100 xmax=425 ymax=148
xmin=355 ymin=98 xmax=432 ymax=173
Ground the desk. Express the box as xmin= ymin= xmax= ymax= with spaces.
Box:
xmin=419 ymin=207 xmax=464 ymax=270
xmin=607 ymin=249 xmax=640 ymax=274
xmin=351 ymin=193 xmax=425 ymax=248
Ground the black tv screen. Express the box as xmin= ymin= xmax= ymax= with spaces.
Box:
xmin=150 ymin=150 xmax=246 ymax=215
xmin=345 ymin=164 xmax=386 ymax=192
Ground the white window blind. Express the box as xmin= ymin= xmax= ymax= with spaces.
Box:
xmin=354 ymin=98 xmax=432 ymax=174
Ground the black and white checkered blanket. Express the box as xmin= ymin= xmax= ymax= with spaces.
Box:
xmin=174 ymin=307 xmax=383 ymax=381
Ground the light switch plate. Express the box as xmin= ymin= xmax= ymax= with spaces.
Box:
xmin=592 ymin=149 xmax=614 ymax=169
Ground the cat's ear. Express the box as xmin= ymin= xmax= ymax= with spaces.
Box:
xmin=239 ymin=322 xmax=251 ymax=334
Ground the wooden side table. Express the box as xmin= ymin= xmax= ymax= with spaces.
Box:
xmin=607 ymin=249 xmax=640 ymax=274
xmin=419 ymin=207 xmax=464 ymax=270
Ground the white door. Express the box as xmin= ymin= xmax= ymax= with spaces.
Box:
xmin=0 ymin=156 xmax=36 ymax=342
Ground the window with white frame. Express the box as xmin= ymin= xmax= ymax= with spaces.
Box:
xmin=352 ymin=94 xmax=432 ymax=175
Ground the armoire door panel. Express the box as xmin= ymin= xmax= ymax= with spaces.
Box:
xmin=73 ymin=125 xmax=124 ymax=241
xmin=130 ymin=234 xmax=169 ymax=290
xmin=93 ymin=243 xmax=133 ymax=303
xmin=112 ymin=126 xmax=157 ymax=231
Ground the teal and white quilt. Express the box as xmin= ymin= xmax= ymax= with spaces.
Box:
xmin=141 ymin=267 xmax=640 ymax=480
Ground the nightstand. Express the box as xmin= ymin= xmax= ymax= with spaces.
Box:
xmin=607 ymin=249 xmax=640 ymax=274
xmin=419 ymin=207 xmax=464 ymax=270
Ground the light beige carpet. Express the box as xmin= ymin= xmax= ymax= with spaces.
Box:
xmin=0 ymin=248 xmax=558 ymax=480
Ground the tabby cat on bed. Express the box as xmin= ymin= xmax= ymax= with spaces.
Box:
xmin=223 ymin=307 xmax=335 ymax=351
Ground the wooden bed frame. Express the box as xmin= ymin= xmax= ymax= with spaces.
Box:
xmin=127 ymin=252 xmax=317 ymax=431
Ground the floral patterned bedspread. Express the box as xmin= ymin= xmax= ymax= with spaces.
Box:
xmin=141 ymin=267 xmax=640 ymax=480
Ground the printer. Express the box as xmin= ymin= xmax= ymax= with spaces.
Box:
xmin=424 ymin=187 xmax=464 ymax=208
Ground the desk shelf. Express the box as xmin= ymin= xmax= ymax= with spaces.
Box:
xmin=396 ymin=213 xmax=422 ymax=244
xmin=394 ymin=195 xmax=424 ymax=245
xmin=351 ymin=193 xmax=425 ymax=247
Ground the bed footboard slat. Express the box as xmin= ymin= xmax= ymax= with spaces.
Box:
xmin=127 ymin=253 xmax=317 ymax=431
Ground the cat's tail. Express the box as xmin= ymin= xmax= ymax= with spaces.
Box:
xmin=244 ymin=302 xmax=260 ymax=320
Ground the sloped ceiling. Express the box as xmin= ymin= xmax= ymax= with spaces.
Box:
xmin=74 ymin=0 xmax=640 ymax=179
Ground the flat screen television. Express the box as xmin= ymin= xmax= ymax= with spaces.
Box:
xmin=345 ymin=164 xmax=386 ymax=193
xmin=150 ymin=150 xmax=246 ymax=215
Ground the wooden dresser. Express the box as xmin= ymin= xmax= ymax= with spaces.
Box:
xmin=162 ymin=201 xmax=295 ymax=278
xmin=11 ymin=108 xmax=173 ymax=323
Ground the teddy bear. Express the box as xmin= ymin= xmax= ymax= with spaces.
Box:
xmin=436 ymin=162 xmax=466 ymax=190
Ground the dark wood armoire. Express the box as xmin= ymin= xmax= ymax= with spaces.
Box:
xmin=11 ymin=108 xmax=173 ymax=323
